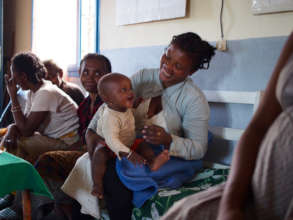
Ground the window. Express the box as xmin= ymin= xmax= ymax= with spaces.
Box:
xmin=32 ymin=0 xmax=97 ymax=75
xmin=80 ymin=0 xmax=97 ymax=59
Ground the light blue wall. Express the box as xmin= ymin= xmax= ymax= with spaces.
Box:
xmin=101 ymin=35 xmax=287 ymax=165
xmin=102 ymin=36 xmax=287 ymax=91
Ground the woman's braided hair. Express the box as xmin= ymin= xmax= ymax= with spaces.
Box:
xmin=11 ymin=52 xmax=47 ymax=84
xmin=170 ymin=32 xmax=216 ymax=72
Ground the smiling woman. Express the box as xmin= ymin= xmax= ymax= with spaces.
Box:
xmin=159 ymin=32 xmax=215 ymax=88
xmin=131 ymin=32 xmax=216 ymax=159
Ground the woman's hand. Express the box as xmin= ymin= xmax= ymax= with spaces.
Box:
xmin=4 ymin=74 xmax=18 ymax=99
xmin=142 ymin=125 xmax=172 ymax=148
xmin=1 ymin=124 xmax=19 ymax=151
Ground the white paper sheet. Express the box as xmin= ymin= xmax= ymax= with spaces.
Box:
xmin=252 ymin=0 xmax=293 ymax=14
xmin=116 ymin=0 xmax=187 ymax=25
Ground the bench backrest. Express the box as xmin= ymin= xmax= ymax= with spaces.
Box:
xmin=202 ymin=90 xmax=263 ymax=166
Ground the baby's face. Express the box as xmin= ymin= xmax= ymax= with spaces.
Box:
xmin=106 ymin=77 xmax=134 ymax=112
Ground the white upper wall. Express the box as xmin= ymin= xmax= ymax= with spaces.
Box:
xmin=100 ymin=0 xmax=293 ymax=50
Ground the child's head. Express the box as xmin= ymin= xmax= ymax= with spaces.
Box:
xmin=79 ymin=53 xmax=112 ymax=94
xmin=98 ymin=73 xmax=134 ymax=112
xmin=43 ymin=59 xmax=63 ymax=86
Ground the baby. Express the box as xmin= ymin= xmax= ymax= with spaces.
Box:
xmin=91 ymin=73 xmax=169 ymax=199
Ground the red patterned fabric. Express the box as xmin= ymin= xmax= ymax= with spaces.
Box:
xmin=131 ymin=138 xmax=144 ymax=152
xmin=77 ymin=96 xmax=103 ymax=144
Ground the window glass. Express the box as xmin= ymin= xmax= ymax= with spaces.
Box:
xmin=32 ymin=0 xmax=79 ymax=71
xmin=32 ymin=0 xmax=96 ymax=74
xmin=80 ymin=0 xmax=96 ymax=59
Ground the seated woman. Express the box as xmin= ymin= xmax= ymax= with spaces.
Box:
xmin=161 ymin=32 xmax=293 ymax=220
xmin=33 ymin=53 xmax=112 ymax=219
xmin=34 ymin=53 xmax=112 ymax=182
xmin=1 ymin=52 xmax=80 ymax=163
xmin=62 ymin=32 xmax=216 ymax=220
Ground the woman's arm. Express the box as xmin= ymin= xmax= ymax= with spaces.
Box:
xmin=170 ymin=109 xmax=209 ymax=160
xmin=217 ymin=32 xmax=293 ymax=220
xmin=142 ymin=89 xmax=209 ymax=160
xmin=131 ymin=69 xmax=163 ymax=99
xmin=169 ymin=91 xmax=209 ymax=160
xmin=13 ymin=111 xmax=48 ymax=137
xmin=0 ymin=124 xmax=19 ymax=150
xmin=5 ymin=75 xmax=48 ymax=136
xmin=143 ymin=104 xmax=209 ymax=160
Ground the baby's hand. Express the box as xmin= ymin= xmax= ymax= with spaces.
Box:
xmin=127 ymin=151 xmax=147 ymax=166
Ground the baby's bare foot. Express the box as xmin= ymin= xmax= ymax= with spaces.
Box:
xmin=150 ymin=150 xmax=170 ymax=171
xmin=91 ymin=183 xmax=104 ymax=199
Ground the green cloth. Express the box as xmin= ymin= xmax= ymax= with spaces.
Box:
xmin=0 ymin=152 xmax=53 ymax=199
xmin=132 ymin=168 xmax=229 ymax=220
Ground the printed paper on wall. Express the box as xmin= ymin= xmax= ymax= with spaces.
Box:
xmin=116 ymin=0 xmax=187 ymax=25
xmin=252 ymin=0 xmax=293 ymax=14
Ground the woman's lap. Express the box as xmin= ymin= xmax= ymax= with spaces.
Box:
xmin=9 ymin=133 xmax=77 ymax=163
xmin=61 ymin=154 xmax=133 ymax=220
xmin=61 ymin=153 xmax=101 ymax=218
xmin=103 ymin=159 xmax=133 ymax=220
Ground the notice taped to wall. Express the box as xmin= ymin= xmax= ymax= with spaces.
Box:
xmin=116 ymin=0 xmax=187 ymax=25
xmin=252 ymin=0 xmax=293 ymax=14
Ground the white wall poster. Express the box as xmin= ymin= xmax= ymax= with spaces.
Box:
xmin=252 ymin=0 xmax=293 ymax=14
xmin=116 ymin=0 xmax=187 ymax=25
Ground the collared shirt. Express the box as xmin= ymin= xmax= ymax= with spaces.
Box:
xmin=78 ymin=95 xmax=103 ymax=144
xmin=89 ymin=68 xmax=210 ymax=160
